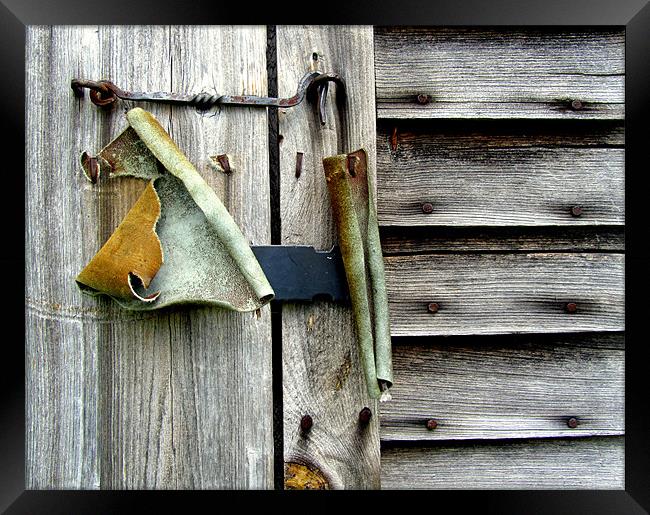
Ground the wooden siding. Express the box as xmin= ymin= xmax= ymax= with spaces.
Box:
xmin=381 ymin=436 xmax=624 ymax=489
xmin=381 ymin=333 xmax=624 ymax=441
xmin=375 ymin=27 xmax=625 ymax=490
xmin=385 ymin=253 xmax=624 ymax=336
xmin=374 ymin=28 xmax=625 ymax=120
xmin=377 ymin=122 xmax=625 ymax=227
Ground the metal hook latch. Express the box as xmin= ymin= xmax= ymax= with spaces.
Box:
xmin=71 ymin=70 xmax=345 ymax=125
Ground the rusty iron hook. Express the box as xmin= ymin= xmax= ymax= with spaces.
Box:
xmin=71 ymin=71 xmax=345 ymax=125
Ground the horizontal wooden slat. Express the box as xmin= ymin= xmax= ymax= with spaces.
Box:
xmin=380 ymin=333 xmax=623 ymax=441
xmin=385 ymin=253 xmax=624 ymax=336
xmin=381 ymin=226 xmax=624 ymax=254
xmin=381 ymin=436 xmax=624 ymax=489
xmin=375 ymin=28 xmax=624 ymax=120
xmin=377 ymin=125 xmax=624 ymax=227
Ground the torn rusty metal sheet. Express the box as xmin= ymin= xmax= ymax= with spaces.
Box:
xmin=76 ymin=107 xmax=274 ymax=312
xmin=323 ymin=148 xmax=393 ymax=400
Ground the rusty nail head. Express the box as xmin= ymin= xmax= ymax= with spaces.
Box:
xmin=571 ymin=206 xmax=583 ymax=217
xmin=295 ymin=152 xmax=304 ymax=179
xmin=426 ymin=419 xmax=438 ymax=430
xmin=422 ymin=202 xmax=434 ymax=214
xmin=566 ymin=302 xmax=578 ymax=313
xmin=390 ymin=126 xmax=399 ymax=152
xmin=427 ymin=302 xmax=440 ymax=314
xmin=567 ymin=417 xmax=579 ymax=428
xmin=416 ymin=94 xmax=430 ymax=105
xmin=347 ymin=154 xmax=358 ymax=177
xmin=216 ymin=154 xmax=231 ymax=174
xmin=571 ymin=100 xmax=583 ymax=110
xmin=359 ymin=407 xmax=372 ymax=424
xmin=300 ymin=415 xmax=313 ymax=432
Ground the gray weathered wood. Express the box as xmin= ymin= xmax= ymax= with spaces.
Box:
xmin=375 ymin=28 xmax=625 ymax=120
xmin=278 ymin=25 xmax=381 ymax=489
xmin=26 ymin=25 xmax=103 ymax=489
xmin=380 ymin=226 xmax=625 ymax=254
xmin=381 ymin=436 xmax=624 ymax=489
xmin=376 ymin=127 xmax=624 ymax=227
xmin=380 ymin=333 xmax=624 ymax=441
xmin=26 ymin=25 xmax=273 ymax=489
xmin=385 ymin=253 xmax=624 ymax=336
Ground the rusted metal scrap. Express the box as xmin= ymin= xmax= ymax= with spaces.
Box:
xmin=76 ymin=107 xmax=274 ymax=312
xmin=71 ymin=71 xmax=345 ymax=125
xmin=323 ymin=149 xmax=393 ymax=400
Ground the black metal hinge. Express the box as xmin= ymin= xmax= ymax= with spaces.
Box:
xmin=251 ymin=245 xmax=348 ymax=302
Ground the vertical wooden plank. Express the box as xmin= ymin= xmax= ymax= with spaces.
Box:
xmin=165 ymin=25 xmax=273 ymax=489
xmin=26 ymin=26 xmax=273 ymax=489
xmin=277 ymin=26 xmax=381 ymax=489
xmin=94 ymin=24 xmax=177 ymax=490
xmin=26 ymin=25 xmax=103 ymax=489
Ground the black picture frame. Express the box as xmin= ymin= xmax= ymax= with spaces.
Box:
xmin=3 ymin=1 xmax=648 ymax=512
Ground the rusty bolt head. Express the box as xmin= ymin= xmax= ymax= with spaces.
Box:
xmin=300 ymin=415 xmax=313 ymax=432
xmin=427 ymin=302 xmax=440 ymax=314
xmin=565 ymin=302 xmax=578 ymax=314
xmin=567 ymin=417 xmax=579 ymax=428
xmin=426 ymin=419 xmax=438 ymax=430
xmin=571 ymin=206 xmax=583 ymax=217
xmin=571 ymin=100 xmax=583 ymax=111
xmin=422 ymin=202 xmax=434 ymax=214
xmin=359 ymin=407 xmax=372 ymax=424
xmin=416 ymin=94 xmax=430 ymax=105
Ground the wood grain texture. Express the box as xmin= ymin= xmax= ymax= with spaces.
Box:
xmin=26 ymin=26 xmax=273 ymax=489
xmin=277 ymin=26 xmax=381 ymax=489
xmin=385 ymin=253 xmax=624 ymax=336
xmin=376 ymin=124 xmax=624 ymax=227
xmin=374 ymin=28 xmax=625 ymax=120
xmin=381 ymin=436 xmax=624 ymax=489
xmin=380 ymin=333 xmax=624 ymax=441
xmin=26 ymin=25 xmax=103 ymax=489
xmin=380 ymin=226 xmax=625 ymax=254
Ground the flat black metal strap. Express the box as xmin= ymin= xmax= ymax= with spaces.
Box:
xmin=251 ymin=245 xmax=348 ymax=302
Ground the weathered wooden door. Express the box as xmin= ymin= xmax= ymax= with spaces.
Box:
xmin=26 ymin=25 xmax=624 ymax=490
